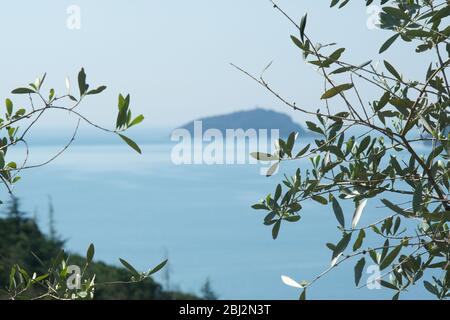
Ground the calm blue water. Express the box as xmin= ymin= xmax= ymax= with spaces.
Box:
xmin=8 ymin=137 xmax=432 ymax=300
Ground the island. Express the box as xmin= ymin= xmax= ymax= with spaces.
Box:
xmin=178 ymin=108 xmax=310 ymax=138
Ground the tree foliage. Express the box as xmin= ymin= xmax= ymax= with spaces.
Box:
xmin=0 ymin=70 xmax=169 ymax=299
xmin=0 ymin=68 xmax=143 ymax=201
xmin=243 ymin=0 xmax=450 ymax=299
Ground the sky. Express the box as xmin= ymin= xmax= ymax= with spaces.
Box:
xmin=0 ymin=1 xmax=440 ymax=300
xmin=0 ymin=0 xmax=430 ymax=131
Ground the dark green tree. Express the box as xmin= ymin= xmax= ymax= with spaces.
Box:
xmin=2 ymin=196 xmax=25 ymax=234
xmin=47 ymin=196 xmax=57 ymax=242
xmin=0 ymin=200 xmax=198 ymax=300
xmin=200 ymin=278 xmax=219 ymax=300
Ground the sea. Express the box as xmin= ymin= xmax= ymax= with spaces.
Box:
xmin=6 ymin=129 xmax=434 ymax=300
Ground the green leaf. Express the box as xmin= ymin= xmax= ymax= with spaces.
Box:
xmin=412 ymin=183 xmax=423 ymax=213
xmin=424 ymin=281 xmax=439 ymax=296
xmin=0 ymin=151 xmax=6 ymax=169
xmin=381 ymin=199 xmax=411 ymax=217
xmin=299 ymin=288 xmax=307 ymax=300
xmin=353 ymin=229 xmax=366 ymax=251
xmin=330 ymin=0 xmax=339 ymax=7
xmin=15 ymin=108 xmax=26 ymax=117
xmin=326 ymin=243 xmax=337 ymax=252
xmin=272 ymin=220 xmax=281 ymax=240
xmin=291 ymin=35 xmax=303 ymax=50
xmin=330 ymin=66 xmax=352 ymax=75
xmin=379 ymin=34 xmax=399 ymax=54
xmin=119 ymin=258 xmax=140 ymax=276
xmin=285 ymin=132 xmax=297 ymax=156
xmin=11 ymin=88 xmax=35 ymax=94
xmin=331 ymin=196 xmax=345 ymax=228
xmin=252 ymin=203 xmax=267 ymax=210
xmin=381 ymin=280 xmax=398 ymax=290
xmin=380 ymin=239 xmax=390 ymax=262
xmin=5 ymin=99 xmax=13 ymax=115
xmin=369 ymin=249 xmax=380 ymax=264
xmin=12 ymin=176 xmax=21 ymax=184
xmin=380 ymin=244 xmax=402 ymax=270
xmin=306 ymin=121 xmax=324 ymax=135
xmin=49 ymin=88 xmax=55 ymax=101
xmin=295 ymin=144 xmax=310 ymax=158
xmin=7 ymin=162 xmax=17 ymax=169
xmin=86 ymin=243 xmax=95 ymax=264
xmin=116 ymin=94 xmax=131 ymax=129
xmin=312 ymin=195 xmax=328 ymax=205
xmin=129 ymin=114 xmax=145 ymax=127
xmin=332 ymin=232 xmax=352 ymax=263
xmin=393 ymin=216 xmax=401 ymax=234
xmin=328 ymin=145 xmax=344 ymax=159
xmin=321 ymin=83 xmax=353 ymax=99
xmin=87 ymin=85 xmax=107 ymax=95
xmin=383 ymin=6 xmax=410 ymax=20
xmin=118 ymin=134 xmax=142 ymax=154
xmin=31 ymin=274 xmax=49 ymax=284
xmin=284 ymin=215 xmax=301 ymax=222
xmin=423 ymin=211 xmax=450 ymax=222
xmin=357 ymin=136 xmax=371 ymax=155
xmin=329 ymin=48 xmax=345 ymax=62
xmin=430 ymin=5 xmax=450 ymax=23
xmin=148 ymin=259 xmax=168 ymax=276
xmin=300 ymin=14 xmax=307 ymax=42
xmin=274 ymin=184 xmax=282 ymax=202
xmin=354 ymin=258 xmax=366 ymax=286
xmin=78 ymin=68 xmax=87 ymax=96
xmin=384 ymin=60 xmax=402 ymax=81
xmin=9 ymin=265 xmax=16 ymax=289
xmin=376 ymin=92 xmax=390 ymax=112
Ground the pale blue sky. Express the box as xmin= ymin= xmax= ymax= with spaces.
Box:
xmin=0 ymin=0 xmax=427 ymax=130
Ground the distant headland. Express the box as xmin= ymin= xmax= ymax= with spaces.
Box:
xmin=177 ymin=108 xmax=310 ymax=138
